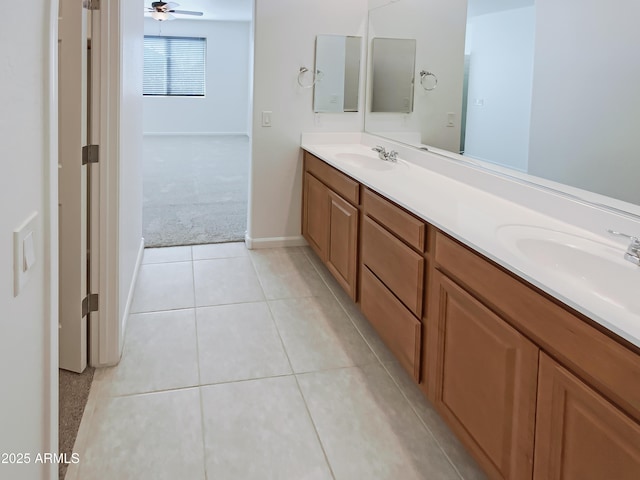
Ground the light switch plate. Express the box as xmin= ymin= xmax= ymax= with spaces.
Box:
xmin=261 ymin=111 xmax=272 ymax=127
xmin=14 ymin=212 xmax=38 ymax=297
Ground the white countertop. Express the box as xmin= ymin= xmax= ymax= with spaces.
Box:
xmin=301 ymin=134 xmax=640 ymax=349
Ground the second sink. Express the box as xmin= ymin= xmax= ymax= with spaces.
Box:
xmin=496 ymin=224 xmax=640 ymax=315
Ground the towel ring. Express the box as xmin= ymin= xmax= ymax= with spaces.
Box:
xmin=419 ymin=70 xmax=438 ymax=91
xmin=297 ymin=67 xmax=323 ymax=88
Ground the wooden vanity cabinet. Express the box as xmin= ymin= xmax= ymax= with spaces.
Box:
xmin=429 ymin=231 xmax=640 ymax=480
xmin=302 ymin=151 xmax=640 ymax=480
xmin=534 ymin=353 xmax=640 ymax=480
xmin=429 ymin=270 xmax=538 ymax=479
xmin=302 ymin=153 xmax=359 ymax=299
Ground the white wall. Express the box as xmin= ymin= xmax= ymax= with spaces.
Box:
xmin=528 ymin=0 xmax=640 ymax=205
xmin=0 ymin=1 xmax=57 ymax=479
xmin=366 ymin=0 xmax=468 ymax=152
xmin=120 ymin=1 xmax=145 ymax=329
xmin=248 ymin=0 xmax=368 ymax=245
xmin=143 ymin=18 xmax=251 ymax=135
xmin=463 ymin=6 xmax=535 ymax=171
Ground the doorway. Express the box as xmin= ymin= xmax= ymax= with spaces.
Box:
xmin=142 ymin=5 xmax=253 ymax=247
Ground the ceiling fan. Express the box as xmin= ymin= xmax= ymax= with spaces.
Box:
xmin=146 ymin=2 xmax=204 ymax=21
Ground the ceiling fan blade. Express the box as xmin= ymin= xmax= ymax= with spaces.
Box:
xmin=170 ymin=10 xmax=204 ymax=16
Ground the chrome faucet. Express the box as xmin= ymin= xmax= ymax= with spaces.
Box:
xmin=371 ymin=145 xmax=398 ymax=162
xmin=607 ymin=230 xmax=640 ymax=266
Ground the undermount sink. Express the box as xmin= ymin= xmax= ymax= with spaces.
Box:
xmin=335 ymin=152 xmax=396 ymax=171
xmin=496 ymin=225 xmax=640 ymax=315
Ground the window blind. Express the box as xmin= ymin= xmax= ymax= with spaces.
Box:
xmin=143 ymin=35 xmax=206 ymax=96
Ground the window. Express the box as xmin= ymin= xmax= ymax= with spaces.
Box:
xmin=143 ymin=35 xmax=206 ymax=96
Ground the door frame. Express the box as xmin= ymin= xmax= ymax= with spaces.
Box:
xmin=88 ymin=0 xmax=123 ymax=368
xmin=46 ymin=1 xmax=60 ymax=477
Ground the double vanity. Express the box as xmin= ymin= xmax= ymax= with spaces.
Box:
xmin=300 ymin=134 xmax=640 ymax=480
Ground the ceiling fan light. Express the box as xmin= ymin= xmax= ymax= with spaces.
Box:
xmin=151 ymin=11 xmax=170 ymax=21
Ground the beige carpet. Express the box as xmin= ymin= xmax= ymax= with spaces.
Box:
xmin=143 ymin=135 xmax=249 ymax=247
xmin=59 ymin=367 xmax=95 ymax=480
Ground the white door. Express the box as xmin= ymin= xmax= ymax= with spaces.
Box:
xmin=58 ymin=0 xmax=89 ymax=373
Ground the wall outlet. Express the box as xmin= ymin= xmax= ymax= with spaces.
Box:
xmin=14 ymin=212 xmax=38 ymax=297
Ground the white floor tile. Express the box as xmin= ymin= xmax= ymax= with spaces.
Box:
xmin=250 ymin=248 xmax=331 ymax=299
xmin=131 ymin=262 xmax=195 ymax=313
xmin=196 ymin=302 xmax=292 ymax=384
xmin=269 ymin=296 xmax=378 ymax=373
xmin=98 ymin=309 xmax=200 ymax=396
xmin=201 ymin=376 xmax=333 ymax=480
xmin=193 ymin=257 xmax=264 ymax=307
xmin=77 ymin=388 xmax=205 ymax=480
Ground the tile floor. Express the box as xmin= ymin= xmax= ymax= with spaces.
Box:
xmin=66 ymin=243 xmax=486 ymax=480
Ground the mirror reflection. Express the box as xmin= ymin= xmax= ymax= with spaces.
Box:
xmin=314 ymin=35 xmax=362 ymax=113
xmin=371 ymin=38 xmax=416 ymax=113
xmin=366 ymin=0 xmax=640 ymax=210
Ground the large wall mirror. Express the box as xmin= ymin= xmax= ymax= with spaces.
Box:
xmin=365 ymin=0 xmax=640 ymax=215
xmin=314 ymin=35 xmax=362 ymax=113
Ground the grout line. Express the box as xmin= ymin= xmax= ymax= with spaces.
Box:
xmin=190 ymin=258 xmax=210 ymax=480
xmin=291 ymin=375 xmax=337 ymax=480
xmin=197 ymin=387 xmax=209 ymax=480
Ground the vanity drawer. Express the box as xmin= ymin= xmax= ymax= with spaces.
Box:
xmin=362 ymin=216 xmax=424 ymax=317
xmin=361 ymin=266 xmax=421 ymax=381
xmin=363 ymin=188 xmax=426 ymax=252
xmin=304 ymin=152 xmax=360 ymax=205
xmin=434 ymin=231 xmax=640 ymax=422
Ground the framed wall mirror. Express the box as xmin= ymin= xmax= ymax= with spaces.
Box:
xmin=314 ymin=35 xmax=362 ymax=113
xmin=365 ymin=0 xmax=640 ymax=216
xmin=371 ymin=38 xmax=417 ymax=113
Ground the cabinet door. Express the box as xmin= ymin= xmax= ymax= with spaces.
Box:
xmin=534 ymin=353 xmax=640 ymax=480
xmin=302 ymin=172 xmax=329 ymax=260
xmin=429 ymin=271 xmax=538 ymax=480
xmin=326 ymin=190 xmax=358 ymax=300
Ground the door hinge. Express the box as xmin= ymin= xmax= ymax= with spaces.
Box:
xmin=82 ymin=294 xmax=99 ymax=317
xmin=82 ymin=145 xmax=99 ymax=165
xmin=83 ymin=0 xmax=101 ymax=10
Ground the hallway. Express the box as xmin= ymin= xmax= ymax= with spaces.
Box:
xmin=66 ymin=243 xmax=485 ymax=480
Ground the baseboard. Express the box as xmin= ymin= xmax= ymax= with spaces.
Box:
xmin=119 ymin=238 xmax=145 ymax=355
xmin=244 ymin=234 xmax=308 ymax=250
xmin=143 ymin=132 xmax=249 ymax=137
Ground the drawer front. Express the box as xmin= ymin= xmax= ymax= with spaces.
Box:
xmin=435 ymin=231 xmax=640 ymax=422
xmin=362 ymin=216 xmax=424 ymax=317
xmin=304 ymin=152 xmax=360 ymax=205
xmin=363 ymin=188 xmax=426 ymax=252
xmin=361 ymin=266 xmax=421 ymax=381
